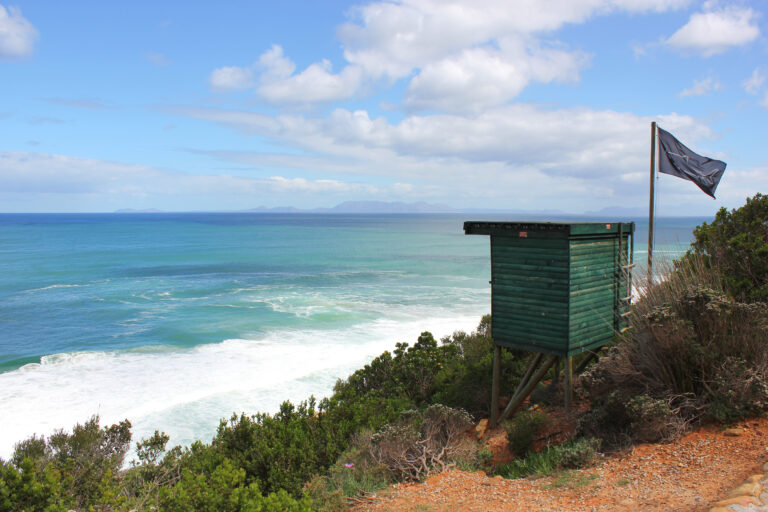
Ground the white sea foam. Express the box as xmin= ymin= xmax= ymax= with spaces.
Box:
xmin=24 ymin=283 xmax=84 ymax=293
xmin=0 ymin=311 xmax=485 ymax=460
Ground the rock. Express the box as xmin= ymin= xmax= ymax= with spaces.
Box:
xmin=724 ymin=427 xmax=744 ymax=437
xmin=708 ymin=507 xmax=731 ymax=512
xmin=747 ymin=474 xmax=765 ymax=483
xmin=763 ymin=461 xmax=768 ymax=472
xmin=617 ymin=498 xmax=636 ymax=506
xmin=476 ymin=419 xmax=489 ymax=438
xmin=714 ymin=495 xmax=760 ymax=507
xmin=727 ymin=482 xmax=761 ymax=498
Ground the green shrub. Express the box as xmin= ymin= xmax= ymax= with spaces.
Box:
xmin=159 ymin=458 xmax=312 ymax=512
xmin=495 ymin=438 xmax=599 ymax=479
xmin=304 ymin=431 xmax=392 ymax=512
xmin=687 ymin=192 xmax=768 ymax=302
xmin=504 ymin=410 xmax=550 ymax=457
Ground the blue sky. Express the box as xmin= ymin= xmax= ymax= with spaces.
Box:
xmin=0 ymin=0 xmax=765 ymax=215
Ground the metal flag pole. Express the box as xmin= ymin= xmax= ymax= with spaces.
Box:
xmin=647 ymin=121 xmax=657 ymax=287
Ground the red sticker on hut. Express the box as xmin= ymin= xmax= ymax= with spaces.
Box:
xmin=606 ymin=224 xmax=611 ymax=229
xmin=519 ymin=231 xmax=527 ymax=238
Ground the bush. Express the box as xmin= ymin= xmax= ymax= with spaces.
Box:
xmin=495 ymin=438 xmax=599 ymax=479
xmin=368 ymin=405 xmax=474 ymax=481
xmin=304 ymin=431 xmax=391 ymax=512
xmin=504 ymin=410 xmax=550 ymax=457
xmin=581 ymin=241 xmax=768 ymax=446
xmin=3 ymin=416 xmax=132 ymax=510
xmin=688 ymin=192 xmax=768 ymax=302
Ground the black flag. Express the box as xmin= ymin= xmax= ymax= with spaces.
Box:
xmin=657 ymin=127 xmax=726 ymax=198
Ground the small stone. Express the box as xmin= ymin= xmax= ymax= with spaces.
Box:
xmin=617 ymin=498 xmax=636 ymax=506
xmin=727 ymin=482 xmax=761 ymax=498
xmin=763 ymin=461 xmax=768 ymax=472
xmin=714 ymin=495 xmax=760 ymax=507
xmin=747 ymin=474 xmax=765 ymax=483
xmin=475 ymin=419 xmax=489 ymax=438
xmin=724 ymin=427 xmax=744 ymax=437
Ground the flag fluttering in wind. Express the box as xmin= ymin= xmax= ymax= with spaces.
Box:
xmin=656 ymin=127 xmax=727 ymax=198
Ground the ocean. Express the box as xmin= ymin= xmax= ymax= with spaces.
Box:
xmin=0 ymin=213 xmax=704 ymax=459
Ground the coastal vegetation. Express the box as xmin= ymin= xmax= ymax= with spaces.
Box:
xmin=3 ymin=193 xmax=768 ymax=511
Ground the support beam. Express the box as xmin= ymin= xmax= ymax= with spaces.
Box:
xmin=564 ymin=356 xmax=574 ymax=409
xmin=575 ymin=350 xmax=599 ymax=374
xmin=490 ymin=345 xmax=501 ymax=427
xmin=499 ymin=355 xmax=557 ymax=423
xmin=511 ymin=353 xmax=543 ymax=403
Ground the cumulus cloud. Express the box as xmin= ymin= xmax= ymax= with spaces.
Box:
xmin=404 ymin=39 xmax=588 ymax=113
xmin=666 ymin=5 xmax=760 ymax=56
xmin=0 ymin=5 xmax=37 ymax=58
xmin=256 ymin=45 xmax=364 ymax=104
xmin=678 ymin=76 xmax=722 ymax=97
xmin=210 ymin=0 xmax=688 ymax=108
xmin=209 ymin=65 xmax=254 ymax=92
xmin=170 ymin=102 xmax=721 ymax=215
xmin=743 ymin=68 xmax=765 ymax=95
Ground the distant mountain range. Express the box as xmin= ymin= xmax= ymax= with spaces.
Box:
xmin=113 ymin=201 xmax=652 ymax=216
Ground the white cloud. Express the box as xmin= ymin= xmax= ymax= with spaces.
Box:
xmin=0 ymin=151 xmax=406 ymax=211
xmin=339 ymin=0 xmax=688 ymax=79
xmin=171 ymin=103 xmax=722 ymax=215
xmin=0 ymin=5 xmax=38 ymax=58
xmin=743 ymin=68 xmax=765 ymax=95
xmin=265 ymin=176 xmax=374 ymax=193
xmin=678 ymin=76 xmax=722 ymax=97
xmin=257 ymin=45 xmax=363 ymax=104
xmin=209 ymin=66 xmax=254 ymax=92
xmin=210 ymin=0 xmax=688 ymax=107
xmin=403 ymin=39 xmax=588 ymax=113
xmin=761 ymin=92 xmax=768 ymax=109
xmin=666 ymin=6 xmax=760 ymax=56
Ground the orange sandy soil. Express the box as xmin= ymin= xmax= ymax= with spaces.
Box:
xmin=354 ymin=417 xmax=768 ymax=512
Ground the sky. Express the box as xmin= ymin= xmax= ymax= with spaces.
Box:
xmin=0 ymin=0 xmax=766 ymax=215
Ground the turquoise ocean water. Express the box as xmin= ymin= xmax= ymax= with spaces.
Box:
xmin=0 ymin=213 xmax=703 ymax=458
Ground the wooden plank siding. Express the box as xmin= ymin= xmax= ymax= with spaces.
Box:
xmin=465 ymin=221 xmax=634 ymax=357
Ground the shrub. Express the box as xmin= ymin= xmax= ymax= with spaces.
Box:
xmin=3 ymin=416 xmax=131 ymax=510
xmin=687 ymin=192 xmax=768 ymax=302
xmin=158 ymin=458 xmax=313 ymax=512
xmin=504 ymin=410 xmax=550 ymax=457
xmin=304 ymin=431 xmax=392 ymax=512
xmin=495 ymin=438 xmax=599 ymax=479
xmin=368 ymin=405 xmax=474 ymax=481
xmin=582 ymin=245 xmax=768 ymax=446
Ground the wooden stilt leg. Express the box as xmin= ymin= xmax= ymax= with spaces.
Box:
xmin=491 ymin=345 xmax=501 ymax=427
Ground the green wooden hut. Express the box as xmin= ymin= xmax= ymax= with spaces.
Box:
xmin=464 ymin=221 xmax=634 ymax=424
